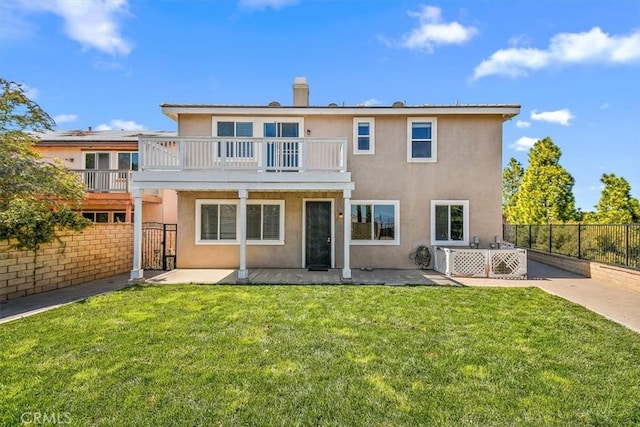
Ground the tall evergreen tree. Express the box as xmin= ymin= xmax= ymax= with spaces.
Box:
xmin=502 ymin=157 xmax=524 ymax=223
xmin=512 ymin=137 xmax=576 ymax=224
xmin=592 ymin=173 xmax=640 ymax=224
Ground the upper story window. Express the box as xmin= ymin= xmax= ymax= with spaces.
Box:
xmin=85 ymin=152 xmax=110 ymax=170
xmin=350 ymin=200 xmax=400 ymax=245
xmin=215 ymin=121 xmax=254 ymax=158
xmin=118 ymin=152 xmax=139 ymax=171
xmin=407 ymin=118 xmax=437 ymax=163
xmin=430 ymin=200 xmax=469 ymax=246
xmin=217 ymin=121 xmax=253 ymax=137
xmin=353 ymin=118 xmax=375 ymax=154
xmin=264 ymin=122 xmax=299 ymax=138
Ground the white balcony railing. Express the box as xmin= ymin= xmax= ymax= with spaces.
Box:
xmin=72 ymin=170 xmax=131 ymax=193
xmin=139 ymin=136 xmax=347 ymax=172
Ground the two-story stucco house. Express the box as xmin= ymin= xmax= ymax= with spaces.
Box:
xmin=36 ymin=129 xmax=177 ymax=224
xmin=130 ymin=78 xmax=520 ymax=282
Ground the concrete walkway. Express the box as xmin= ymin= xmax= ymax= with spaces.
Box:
xmin=1 ymin=262 xmax=638 ymax=333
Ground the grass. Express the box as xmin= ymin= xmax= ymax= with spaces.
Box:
xmin=1 ymin=285 xmax=640 ymax=426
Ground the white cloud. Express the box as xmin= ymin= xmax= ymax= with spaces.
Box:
xmin=531 ymin=109 xmax=575 ymax=126
xmin=53 ymin=114 xmax=78 ymax=124
xmin=600 ymin=102 xmax=610 ymax=110
xmin=360 ymin=98 xmax=383 ymax=106
xmin=238 ymin=0 xmax=298 ymax=10
xmin=473 ymin=27 xmax=640 ymax=80
xmin=21 ymin=83 xmax=39 ymax=100
xmin=516 ymin=120 xmax=531 ymax=128
xmin=510 ymin=136 xmax=538 ymax=152
xmin=96 ymin=119 xmax=145 ymax=131
xmin=19 ymin=0 xmax=132 ymax=56
xmin=399 ymin=5 xmax=477 ymax=52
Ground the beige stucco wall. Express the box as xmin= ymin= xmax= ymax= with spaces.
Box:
xmin=173 ymin=112 xmax=504 ymax=269
xmin=179 ymin=114 xmax=214 ymax=136
xmin=177 ymin=191 xmax=344 ymax=269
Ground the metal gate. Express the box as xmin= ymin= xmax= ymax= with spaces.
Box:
xmin=142 ymin=223 xmax=177 ymax=270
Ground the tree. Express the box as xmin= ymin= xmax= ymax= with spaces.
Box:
xmin=590 ymin=173 xmax=640 ymax=224
xmin=511 ymin=137 xmax=577 ymax=224
xmin=0 ymin=78 xmax=89 ymax=252
xmin=502 ymin=157 xmax=524 ymax=223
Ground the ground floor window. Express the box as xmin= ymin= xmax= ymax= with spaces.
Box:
xmin=430 ymin=200 xmax=469 ymax=245
xmin=247 ymin=201 xmax=284 ymax=244
xmin=196 ymin=199 xmax=284 ymax=245
xmin=350 ymin=201 xmax=399 ymax=245
xmin=82 ymin=212 xmax=109 ymax=223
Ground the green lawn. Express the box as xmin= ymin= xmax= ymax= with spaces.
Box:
xmin=1 ymin=285 xmax=639 ymax=426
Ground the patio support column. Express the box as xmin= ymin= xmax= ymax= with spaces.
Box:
xmin=238 ymin=189 xmax=249 ymax=282
xmin=342 ymin=189 xmax=352 ymax=281
xmin=130 ymin=188 xmax=144 ymax=282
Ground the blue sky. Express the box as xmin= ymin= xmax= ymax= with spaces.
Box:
xmin=1 ymin=0 xmax=639 ymax=211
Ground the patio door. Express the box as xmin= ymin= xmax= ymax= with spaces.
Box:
xmin=305 ymin=201 xmax=332 ymax=270
xmin=264 ymin=122 xmax=299 ymax=170
xmin=85 ymin=152 xmax=110 ymax=192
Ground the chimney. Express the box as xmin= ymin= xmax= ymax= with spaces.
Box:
xmin=292 ymin=77 xmax=309 ymax=107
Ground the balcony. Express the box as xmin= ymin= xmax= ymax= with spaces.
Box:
xmin=72 ymin=170 xmax=160 ymax=197
xmin=139 ymin=136 xmax=347 ymax=172
xmin=73 ymin=169 xmax=132 ymax=193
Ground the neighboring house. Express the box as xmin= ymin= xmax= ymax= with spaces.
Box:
xmin=130 ymin=77 xmax=520 ymax=281
xmin=35 ymin=130 xmax=178 ymax=224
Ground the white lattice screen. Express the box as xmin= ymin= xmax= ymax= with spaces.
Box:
xmin=452 ymin=251 xmax=487 ymax=277
xmin=433 ymin=247 xmax=527 ymax=279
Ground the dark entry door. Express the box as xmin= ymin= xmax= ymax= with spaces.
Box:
xmin=305 ymin=201 xmax=332 ymax=269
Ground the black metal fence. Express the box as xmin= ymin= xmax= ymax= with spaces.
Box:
xmin=503 ymin=223 xmax=640 ymax=270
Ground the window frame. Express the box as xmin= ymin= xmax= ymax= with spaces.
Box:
xmin=82 ymin=211 xmax=110 ymax=223
xmin=195 ymin=199 xmax=285 ymax=245
xmin=407 ymin=117 xmax=437 ymax=163
xmin=117 ymin=152 xmax=139 ymax=171
xmin=246 ymin=200 xmax=285 ymax=245
xmin=350 ymin=200 xmax=400 ymax=246
xmin=353 ymin=117 xmax=375 ymax=155
xmin=212 ymin=117 xmax=305 ymax=138
xmin=84 ymin=152 xmax=111 ymax=170
xmin=430 ymin=200 xmax=469 ymax=246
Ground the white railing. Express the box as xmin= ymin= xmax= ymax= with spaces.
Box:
xmin=139 ymin=136 xmax=347 ymax=172
xmin=72 ymin=170 xmax=131 ymax=193
xmin=434 ymin=246 xmax=527 ymax=279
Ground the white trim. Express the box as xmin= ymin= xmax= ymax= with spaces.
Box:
xmin=195 ymin=199 xmax=286 ymax=245
xmin=245 ymin=200 xmax=285 ymax=245
xmin=350 ymin=200 xmax=400 ymax=246
xmin=353 ymin=117 xmax=375 ymax=155
xmin=116 ymin=151 xmax=139 ymax=170
xmin=302 ymin=199 xmax=335 ymax=269
xmin=430 ymin=200 xmax=470 ymax=246
xmin=195 ymin=199 xmax=239 ymax=245
xmin=164 ymin=105 xmax=521 ymax=121
xmin=83 ymin=151 xmax=111 ymax=169
xmin=407 ymin=117 xmax=437 ymax=163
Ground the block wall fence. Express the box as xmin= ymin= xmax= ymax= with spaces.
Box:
xmin=0 ymin=224 xmax=133 ymax=302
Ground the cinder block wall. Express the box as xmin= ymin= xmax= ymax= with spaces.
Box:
xmin=0 ymin=224 xmax=133 ymax=302
xmin=529 ymin=249 xmax=640 ymax=292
